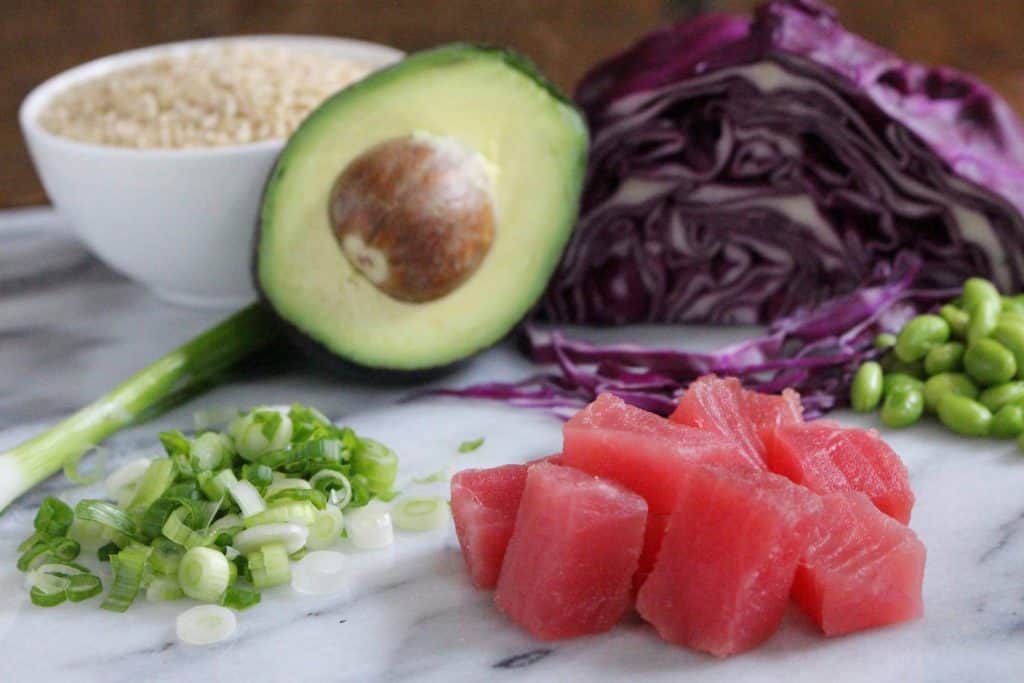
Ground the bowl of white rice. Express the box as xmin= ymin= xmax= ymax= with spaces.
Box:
xmin=20 ymin=36 xmax=403 ymax=308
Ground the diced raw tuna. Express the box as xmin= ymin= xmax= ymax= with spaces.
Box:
xmin=636 ymin=465 xmax=822 ymax=657
xmin=563 ymin=393 xmax=747 ymax=513
xmin=765 ymin=421 xmax=914 ymax=524
xmin=450 ymin=464 xmax=529 ymax=589
xmin=670 ymin=375 xmax=803 ymax=468
xmin=792 ymin=491 xmax=926 ymax=636
xmin=633 ymin=512 xmax=670 ymax=592
xmin=495 ymin=462 xmax=648 ymax=640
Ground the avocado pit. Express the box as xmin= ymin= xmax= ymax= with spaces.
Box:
xmin=328 ymin=133 xmax=496 ymax=303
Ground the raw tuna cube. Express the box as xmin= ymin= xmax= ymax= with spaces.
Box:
xmin=633 ymin=512 xmax=670 ymax=592
xmin=793 ymin=491 xmax=926 ymax=636
xmin=670 ymin=375 xmax=803 ymax=468
xmin=765 ymin=421 xmax=914 ymax=524
xmin=495 ymin=462 xmax=648 ymax=640
xmin=450 ymin=464 xmax=529 ymax=589
xmin=636 ymin=466 xmax=822 ymax=657
xmin=563 ymin=393 xmax=747 ymax=513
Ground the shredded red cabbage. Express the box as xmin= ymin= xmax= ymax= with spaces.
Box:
xmin=431 ymin=255 xmax=956 ymax=419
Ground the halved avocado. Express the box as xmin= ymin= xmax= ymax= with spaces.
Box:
xmin=255 ymin=44 xmax=587 ymax=376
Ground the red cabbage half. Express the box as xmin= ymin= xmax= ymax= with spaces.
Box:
xmin=542 ymin=0 xmax=1024 ymax=325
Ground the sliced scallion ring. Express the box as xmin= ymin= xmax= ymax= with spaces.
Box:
xmin=228 ymin=480 xmax=266 ymax=519
xmin=392 ymin=496 xmax=450 ymax=532
xmin=344 ymin=502 xmax=393 ymax=550
xmin=63 ymin=446 xmax=108 ymax=486
xmin=305 ymin=505 xmax=344 ymax=550
xmin=103 ymin=458 xmax=153 ymax=505
xmin=264 ymin=478 xmax=311 ymax=498
xmin=178 ymin=547 xmax=231 ymax=603
xmin=176 ymin=604 xmax=237 ymax=646
xmin=233 ymin=523 xmax=308 ymax=555
xmin=311 ymin=470 xmax=352 ymax=508
xmin=291 ymin=551 xmax=349 ymax=595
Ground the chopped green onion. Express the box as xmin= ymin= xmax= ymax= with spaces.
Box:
xmin=34 ymin=496 xmax=74 ymax=537
xmin=265 ymin=477 xmax=311 ymax=497
xmin=178 ymin=547 xmax=231 ymax=602
xmin=18 ymin=537 xmax=81 ymax=572
xmin=66 ymin=573 xmax=103 ymax=602
xmin=30 ymin=586 xmax=67 ymax=607
xmin=228 ymin=480 xmax=265 ymax=518
xmin=104 ymin=458 xmax=152 ymax=506
xmin=344 ymin=502 xmax=394 ymax=550
xmin=150 ymin=537 xmax=185 ymax=575
xmin=101 ymin=543 xmax=151 ymax=612
xmin=412 ymin=470 xmax=450 ymax=485
xmin=458 ymin=437 xmax=485 ymax=453
xmin=231 ymin=409 xmax=293 ymax=461
xmin=159 ymin=431 xmax=191 ymax=459
xmin=310 ymin=470 xmax=352 ymax=508
xmin=190 ymin=432 xmax=234 ymax=472
xmin=146 ymin=577 xmax=184 ymax=602
xmin=210 ymin=513 xmax=243 ymax=532
xmin=305 ymin=505 xmax=344 ymax=550
xmin=291 ymin=550 xmax=349 ymax=595
xmin=97 ymin=541 xmax=120 ymax=562
xmin=125 ymin=458 xmax=176 ymax=514
xmin=392 ymin=496 xmax=450 ymax=532
xmin=140 ymin=497 xmax=184 ymax=542
xmin=243 ymin=501 xmax=317 ymax=528
xmin=247 ymin=543 xmax=291 ymax=589
xmin=63 ymin=446 xmax=108 ymax=486
xmin=233 ymin=523 xmax=308 ymax=555
xmin=176 ymin=604 xmax=237 ymax=645
xmin=241 ymin=463 xmax=274 ymax=489
xmin=162 ymin=507 xmax=217 ymax=549
xmin=198 ymin=469 xmax=239 ymax=501
xmin=351 ymin=440 xmax=398 ymax=497
xmin=265 ymin=487 xmax=327 ymax=509
xmin=75 ymin=499 xmax=139 ymax=540
xmin=69 ymin=518 xmax=107 ymax=549
xmin=220 ymin=585 xmax=261 ymax=610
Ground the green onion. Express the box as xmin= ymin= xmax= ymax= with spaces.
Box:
xmin=101 ymin=543 xmax=151 ymax=612
xmin=75 ymin=500 xmax=139 ymax=541
xmin=178 ymin=547 xmax=231 ymax=602
xmin=310 ymin=470 xmax=352 ymax=508
xmin=231 ymin=409 xmax=293 ymax=461
xmin=220 ymin=585 xmax=261 ymax=610
xmin=18 ymin=537 xmax=81 ymax=572
xmin=34 ymin=496 xmax=74 ymax=537
xmin=63 ymin=447 xmax=108 ymax=486
xmin=247 ymin=543 xmax=291 ymax=589
xmin=176 ymin=604 xmax=237 ymax=645
xmin=126 ymin=459 xmax=176 ymax=515
xmin=140 ymin=497 xmax=183 ymax=542
xmin=161 ymin=507 xmax=217 ymax=549
xmin=351 ymin=440 xmax=398 ymax=497
xmin=97 ymin=541 xmax=120 ymax=562
xmin=104 ymin=458 xmax=153 ymax=507
xmin=243 ymin=501 xmax=317 ymax=528
xmin=30 ymin=586 xmax=67 ymax=607
xmin=66 ymin=573 xmax=103 ymax=602
xmin=241 ymin=463 xmax=274 ymax=489
xmin=150 ymin=537 xmax=185 ymax=575
xmin=264 ymin=477 xmax=311 ymax=497
xmin=0 ymin=304 xmax=279 ymax=511
xmin=412 ymin=470 xmax=450 ymax=485
xmin=190 ymin=432 xmax=234 ymax=472
xmin=146 ymin=577 xmax=184 ymax=602
xmin=233 ymin=523 xmax=308 ymax=555
xmin=69 ymin=518 xmax=107 ymax=549
xmin=391 ymin=496 xmax=450 ymax=532
xmin=228 ymin=480 xmax=265 ymax=518
xmin=193 ymin=406 xmax=239 ymax=431
xmin=305 ymin=505 xmax=344 ymax=550
xmin=344 ymin=502 xmax=394 ymax=550
xmin=198 ymin=469 xmax=239 ymax=501
xmin=458 ymin=437 xmax=485 ymax=453
xmin=265 ymin=487 xmax=327 ymax=510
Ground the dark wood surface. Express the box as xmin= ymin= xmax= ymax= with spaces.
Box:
xmin=4 ymin=1 xmax=1023 ymax=208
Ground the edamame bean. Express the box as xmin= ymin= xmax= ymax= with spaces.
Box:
xmin=850 ymin=362 xmax=884 ymax=412
xmin=939 ymin=304 xmax=969 ymax=339
xmin=964 ymin=338 xmax=1018 ymax=386
xmin=880 ymin=385 xmax=924 ymax=428
xmin=880 ymin=355 xmax=925 ymax=378
xmin=936 ymin=394 xmax=992 ymax=436
xmin=922 ymin=372 xmax=979 ymax=412
xmin=967 ymin=296 xmax=1000 ymax=343
xmin=924 ymin=342 xmax=965 ymax=376
xmin=991 ymin=321 xmax=1024 ymax=377
xmin=894 ymin=314 xmax=950 ymax=362
xmin=962 ymin=277 xmax=1000 ymax=312
xmin=991 ymin=404 xmax=1024 ymax=439
xmin=978 ymin=381 xmax=1024 ymax=412
xmin=873 ymin=333 xmax=897 ymax=351
xmin=883 ymin=373 xmax=924 ymax=397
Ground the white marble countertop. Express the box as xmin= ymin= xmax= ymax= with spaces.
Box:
xmin=2 ymin=209 xmax=1024 ymax=682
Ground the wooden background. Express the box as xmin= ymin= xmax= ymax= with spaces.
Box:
xmin=4 ymin=0 xmax=1023 ymax=208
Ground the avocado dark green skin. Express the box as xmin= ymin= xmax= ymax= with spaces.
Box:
xmin=252 ymin=43 xmax=588 ymax=379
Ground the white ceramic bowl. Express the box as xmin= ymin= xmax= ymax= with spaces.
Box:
xmin=20 ymin=35 xmax=404 ymax=308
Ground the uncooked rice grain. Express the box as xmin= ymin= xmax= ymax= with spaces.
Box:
xmin=38 ymin=43 xmax=373 ymax=148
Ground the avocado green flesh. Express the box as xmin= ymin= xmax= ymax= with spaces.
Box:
xmin=257 ymin=45 xmax=587 ymax=371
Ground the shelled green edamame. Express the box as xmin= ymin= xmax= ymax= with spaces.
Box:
xmin=851 ymin=277 xmax=1024 ymax=450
